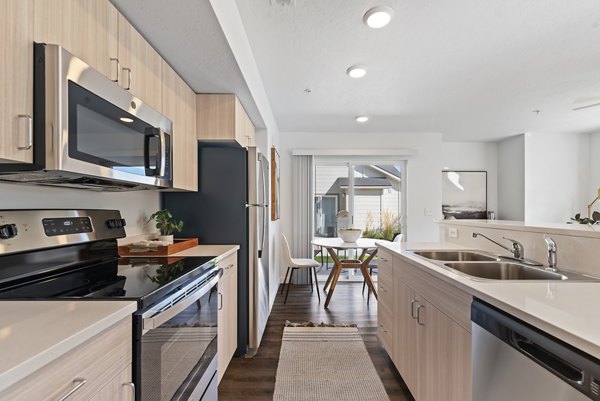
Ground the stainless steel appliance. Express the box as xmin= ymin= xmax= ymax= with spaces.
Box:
xmin=472 ymin=299 xmax=600 ymax=401
xmin=163 ymin=145 xmax=271 ymax=355
xmin=0 ymin=210 xmax=219 ymax=401
xmin=0 ymin=44 xmax=173 ymax=191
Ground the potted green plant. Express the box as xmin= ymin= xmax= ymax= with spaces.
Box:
xmin=147 ymin=209 xmax=183 ymax=243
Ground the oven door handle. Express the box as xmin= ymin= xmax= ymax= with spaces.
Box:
xmin=142 ymin=273 xmax=220 ymax=330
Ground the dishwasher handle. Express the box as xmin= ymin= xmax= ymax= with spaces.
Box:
xmin=512 ymin=333 xmax=584 ymax=385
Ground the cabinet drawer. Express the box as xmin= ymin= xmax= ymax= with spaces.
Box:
xmin=0 ymin=318 xmax=132 ymax=401
xmin=218 ymin=252 xmax=237 ymax=279
xmin=378 ymin=278 xmax=393 ymax=310
xmin=394 ymin=255 xmax=472 ymax=332
xmin=378 ymin=303 xmax=393 ymax=352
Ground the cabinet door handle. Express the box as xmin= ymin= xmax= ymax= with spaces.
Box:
xmin=379 ymin=324 xmax=388 ymax=333
xmin=110 ymin=57 xmax=120 ymax=82
xmin=379 ymin=285 xmax=386 ymax=292
xmin=56 ymin=378 xmax=86 ymax=401
xmin=122 ymin=67 xmax=132 ymax=90
xmin=17 ymin=114 xmax=33 ymax=150
xmin=218 ymin=292 xmax=223 ymax=310
xmin=410 ymin=299 xmax=419 ymax=319
xmin=122 ymin=382 xmax=135 ymax=399
xmin=416 ymin=305 xmax=426 ymax=326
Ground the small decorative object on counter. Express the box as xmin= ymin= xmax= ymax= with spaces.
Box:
xmin=568 ymin=211 xmax=600 ymax=225
xmin=147 ymin=209 xmax=184 ymax=243
xmin=338 ymin=228 xmax=362 ymax=243
xmin=336 ymin=210 xmax=350 ymax=234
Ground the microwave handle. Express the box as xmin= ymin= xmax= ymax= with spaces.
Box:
xmin=159 ymin=130 xmax=168 ymax=177
xmin=144 ymin=128 xmax=162 ymax=176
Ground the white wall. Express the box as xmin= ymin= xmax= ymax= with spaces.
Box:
xmin=0 ymin=183 xmax=160 ymax=235
xmin=497 ymin=135 xmax=525 ymax=220
xmin=588 ymin=131 xmax=600 ymax=208
xmin=524 ymin=132 xmax=589 ymax=223
xmin=441 ymin=141 xmax=498 ymax=214
xmin=279 ymin=132 xmax=444 ymax=255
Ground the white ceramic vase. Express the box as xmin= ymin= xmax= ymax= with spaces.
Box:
xmin=158 ymin=235 xmax=174 ymax=244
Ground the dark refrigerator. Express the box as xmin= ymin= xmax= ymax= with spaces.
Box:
xmin=163 ymin=144 xmax=270 ymax=356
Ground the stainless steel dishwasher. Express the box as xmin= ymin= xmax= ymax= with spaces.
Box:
xmin=472 ymin=299 xmax=600 ymax=401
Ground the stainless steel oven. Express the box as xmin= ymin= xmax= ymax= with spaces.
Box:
xmin=135 ymin=267 xmax=221 ymax=401
xmin=0 ymin=44 xmax=172 ymax=191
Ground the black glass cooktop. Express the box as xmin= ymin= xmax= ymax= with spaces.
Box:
xmin=0 ymin=256 xmax=216 ymax=308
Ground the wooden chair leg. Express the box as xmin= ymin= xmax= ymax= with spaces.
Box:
xmin=284 ymin=268 xmax=295 ymax=304
xmin=324 ymin=264 xmax=343 ymax=308
xmin=281 ymin=267 xmax=290 ymax=294
xmin=313 ymin=267 xmax=321 ymax=302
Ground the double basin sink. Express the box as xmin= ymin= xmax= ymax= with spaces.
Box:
xmin=408 ymin=250 xmax=598 ymax=282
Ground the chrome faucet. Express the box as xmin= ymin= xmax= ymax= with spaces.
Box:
xmin=544 ymin=237 xmax=558 ymax=272
xmin=472 ymin=232 xmax=542 ymax=266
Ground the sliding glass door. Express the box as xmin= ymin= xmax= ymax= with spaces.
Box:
xmin=313 ymin=160 xmax=406 ymax=241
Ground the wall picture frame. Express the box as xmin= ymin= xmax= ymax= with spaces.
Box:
xmin=271 ymin=147 xmax=280 ymax=221
xmin=442 ymin=170 xmax=487 ymax=219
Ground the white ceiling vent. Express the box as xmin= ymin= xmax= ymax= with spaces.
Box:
xmin=271 ymin=0 xmax=296 ymax=7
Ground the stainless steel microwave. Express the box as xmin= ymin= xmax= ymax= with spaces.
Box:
xmin=0 ymin=44 xmax=172 ymax=191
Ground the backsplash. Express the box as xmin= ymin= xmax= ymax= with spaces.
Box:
xmin=439 ymin=220 xmax=600 ymax=277
xmin=0 ymin=183 xmax=159 ymax=236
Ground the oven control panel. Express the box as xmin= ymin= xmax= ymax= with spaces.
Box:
xmin=42 ymin=217 xmax=93 ymax=236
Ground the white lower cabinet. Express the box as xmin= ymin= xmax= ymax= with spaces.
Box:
xmin=0 ymin=317 xmax=133 ymax=401
xmin=377 ymin=249 xmax=472 ymax=401
xmin=217 ymin=251 xmax=238 ymax=383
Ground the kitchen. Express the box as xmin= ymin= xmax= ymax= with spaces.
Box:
xmin=1 ymin=0 xmax=600 ymax=401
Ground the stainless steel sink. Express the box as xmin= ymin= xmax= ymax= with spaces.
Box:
xmin=444 ymin=262 xmax=567 ymax=281
xmin=411 ymin=250 xmax=498 ymax=262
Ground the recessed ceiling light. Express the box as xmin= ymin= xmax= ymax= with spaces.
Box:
xmin=346 ymin=65 xmax=368 ymax=78
xmin=120 ymin=117 xmax=134 ymax=123
xmin=356 ymin=115 xmax=369 ymax=123
xmin=363 ymin=6 xmax=394 ymax=29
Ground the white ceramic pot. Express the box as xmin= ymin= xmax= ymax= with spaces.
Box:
xmin=158 ymin=235 xmax=174 ymax=244
xmin=339 ymin=229 xmax=362 ymax=243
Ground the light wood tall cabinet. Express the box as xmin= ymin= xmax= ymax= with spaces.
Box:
xmin=33 ymin=0 xmax=119 ymax=82
xmin=196 ymin=94 xmax=256 ymax=148
xmin=0 ymin=317 xmax=133 ymax=401
xmin=377 ymin=249 xmax=472 ymax=401
xmin=0 ymin=0 xmax=34 ymax=163
xmin=162 ymin=61 xmax=198 ymax=191
xmin=217 ymin=251 xmax=238 ymax=383
xmin=117 ymin=14 xmax=162 ymax=112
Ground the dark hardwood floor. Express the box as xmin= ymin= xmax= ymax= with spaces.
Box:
xmin=218 ymin=282 xmax=413 ymax=401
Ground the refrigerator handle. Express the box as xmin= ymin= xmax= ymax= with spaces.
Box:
xmin=257 ymin=155 xmax=268 ymax=258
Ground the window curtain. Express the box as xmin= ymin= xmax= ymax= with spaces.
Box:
xmin=291 ymin=155 xmax=314 ymax=284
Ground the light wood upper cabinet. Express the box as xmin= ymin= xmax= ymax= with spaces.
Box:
xmin=33 ymin=0 xmax=119 ymax=81
xmin=217 ymin=252 xmax=238 ymax=383
xmin=0 ymin=0 xmax=34 ymax=163
xmin=162 ymin=61 xmax=197 ymax=191
xmin=197 ymin=94 xmax=256 ymax=148
xmin=117 ymin=14 xmax=162 ymax=112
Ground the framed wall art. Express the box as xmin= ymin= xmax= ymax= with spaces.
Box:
xmin=442 ymin=170 xmax=487 ymax=219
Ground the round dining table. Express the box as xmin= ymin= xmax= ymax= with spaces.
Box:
xmin=311 ymin=237 xmax=391 ymax=308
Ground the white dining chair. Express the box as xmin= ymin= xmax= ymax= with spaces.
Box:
xmin=280 ymin=234 xmax=321 ymax=303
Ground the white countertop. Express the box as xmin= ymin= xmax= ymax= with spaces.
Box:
xmin=170 ymin=244 xmax=239 ymax=259
xmin=0 ymin=301 xmax=136 ymax=392
xmin=378 ymin=241 xmax=600 ymax=357
xmin=438 ymin=219 xmax=600 ymax=239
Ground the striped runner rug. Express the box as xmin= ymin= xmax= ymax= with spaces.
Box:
xmin=273 ymin=326 xmax=391 ymax=401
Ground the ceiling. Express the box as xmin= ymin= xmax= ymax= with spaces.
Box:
xmin=235 ymin=0 xmax=600 ymax=140
xmin=111 ymin=0 xmax=265 ymax=128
